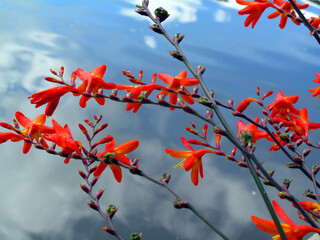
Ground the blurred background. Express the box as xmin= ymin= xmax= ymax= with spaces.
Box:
xmin=1 ymin=0 xmax=320 ymax=239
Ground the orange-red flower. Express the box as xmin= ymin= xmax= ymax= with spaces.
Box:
xmin=157 ymin=71 xmax=199 ymax=111
xmin=73 ymin=65 xmax=116 ymax=108
xmin=94 ymin=137 xmax=139 ymax=182
xmin=276 ymin=107 xmax=320 ymax=139
xmin=165 ymin=137 xmax=218 ymax=185
xmin=237 ymin=117 xmax=268 ymax=143
xmin=308 ymin=73 xmax=320 ymax=101
xmin=43 ymin=119 xmax=82 ymax=164
xmin=268 ymin=0 xmax=308 ymax=29
xmin=267 ymin=91 xmax=300 ymax=119
xmin=236 ymin=0 xmax=273 ymax=28
xmin=29 ymin=86 xmax=78 ymax=116
xmin=0 ymin=112 xmax=55 ymax=153
xmin=252 ymin=200 xmax=320 ymax=240
xmin=116 ymin=74 xmax=165 ymax=113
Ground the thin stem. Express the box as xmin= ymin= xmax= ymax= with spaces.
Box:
xmin=287 ymin=0 xmax=320 ymax=45
xmin=123 ymin=166 xmax=229 ymax=240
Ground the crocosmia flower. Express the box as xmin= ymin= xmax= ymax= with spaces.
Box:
xmin=43 ymin=119 xmax=82 ymax=164
xmin=165 ymin=137 xmax=218 ymax=185
xmin=268 ymin=0 xmax=308 ymax=29
xmin=267 ymin=91 xmax=300 ymax=119
xmin=29 ymin=86 xmax=78 ymax=116
xmin=73 ymin=65 xmax=116 ymax=108
xmin=94 ymin=137 xmax=139 ymax=182
xmin=237 ymin=117 xmax=268 ymax=143
xmin=252 ymin=201 xmax=320 ymax=240
xmin=308 ymin=73 xmax=320 ymax=101
xmin=0 ymin=112 xmax=55 ymax=154
xmin=116 ymin=74 xmax=165 ymax=113
xmin=236 ymin=0 xmax=273 ymax=28
xmin=157 ymin=71 xmax=199 ymax=111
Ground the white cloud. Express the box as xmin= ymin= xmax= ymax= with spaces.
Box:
xmin=213 ymin=9 xmax=231 ymax=23
xmin=0 ymin=31 xmax=78 ymax=94
xmin=144 ymin=35 xmax=157 ymax=49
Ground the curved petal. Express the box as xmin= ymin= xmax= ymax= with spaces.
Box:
xmin=165 ymin=149 xmax=192 ymax=158
xmin=114 ymin=140 xmax=139 ymax=154
xmin=94 ymin=162 xmax=108 ymax=177
xmin=109 ymin=164 xmax=122 ymax=182
xmin=273 ymin=201 xmax=295 ymax=226
xmin=91 ymin=65 xmax=106 ymax=79
xmin=15 ymin=112 xmax=32 ymax=128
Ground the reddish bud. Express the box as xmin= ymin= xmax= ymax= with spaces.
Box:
xmin=59 ymin=66 xmax=64 ymax=77
xmin=235 ymin=97 xmax=259 ymax=113
xmin=91 ymin=177 xmax=99 ymax=186
xmin=87 ymin=200 xmax=99 ymax=211
xmin=81 ymin=184 xmax=90 ymax=194
xmin=44 ymin=77 xmax=63 ymax=84
xmin=101 ymin=227 xmax=116 ymax=235
xmin=96 ymin=189 xmax=105 ymax=200
xmin=79 ymin=124 xmax=90 ymax=141
xmin=79 ymin=170 xmax=87 ymax=179
xmin=50 ymin=69 xmax=57 ymax=75
xmin=262 ymin=90 xmax=273 ymax=100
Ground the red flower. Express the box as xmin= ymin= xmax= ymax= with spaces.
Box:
xmin=43 ymin=119 xmax=82 ymax=164
xmin=73 ymin=65 xmax=116 ymax=108
xmin=308 ymin=73 xmax=320 ymax=101
xmin=29 ymin=86 xmax=78 ymax=116
xmin=94 ymin=137 xmax=139 ymax=182
xmin=236 ymin=0 xmax=273 ymax=28
xmin=157 ymin=71 xmax=199 ymax=111
xmin=116 ymin=74 xmax=165 ymax=113
xmin=268 ymin=0 xmax=308 ymax=29
xmin=165 ymin=137 xmax=218 ymax=185
xmin=252 ymin=201 xmax=320 ymax=240
xmin=267 ymin=91 xmax=300 ymax=119
xmin=0 ymin=112 xmax=54 ymax=153
xmin=237 ymin=117 xmax=268 ymax=143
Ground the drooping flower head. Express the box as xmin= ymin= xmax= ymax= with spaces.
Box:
xmin=165 ymin=137 xmax=218 ymax=185
xmin=73 ymin=65 xmax=116 ymax=108
xmin=157 ymin=71 xmax=199 ymax=111
xmin=94 ymin=137 xmax=139 ymax=182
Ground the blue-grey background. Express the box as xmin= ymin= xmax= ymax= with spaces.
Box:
xmin=1 ymin=0 xmax=320 ymax=239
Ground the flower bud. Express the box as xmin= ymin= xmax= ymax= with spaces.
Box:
xmin=96 ymin=189 xmax=105 ymax=200
xmin=106 ymin=204 xmax=118 ymax=218
xmin=149 ymin=24 xmax=163 ymax=34
xmin=173 ymin=199 xmax=189 ymax=209
xmin=87 ymin=200 xmax=99 ymax=211
xmin=81 ymin=184 xmax=90 ymax=194
xmin=135 ymin=8 xmax=148 ymax=16
xmin=154 ymin=7 xmax=169 ymax=22
xmin=169 ymin=50 xmax=184 ymax=61
xmin=196 ymin=65 xmax=206 ymax=75
xmin=173 ymin=33 xmax=185 ymax=44
xmin=160 ymin=173 xmax=171 ymax=183
xmin=101 ymin=227 xmax=116 ymax=235
xmin=130 ymin=233 xmax=142 ymax=240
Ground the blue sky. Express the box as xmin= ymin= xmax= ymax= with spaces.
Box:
xmin=0 ymin=0 xmax=320 ymax=239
